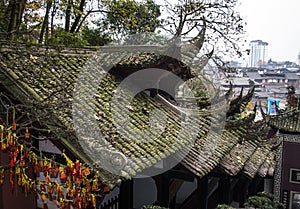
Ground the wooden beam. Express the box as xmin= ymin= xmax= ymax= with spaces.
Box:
xmin=168 ymin=169 xmax=195 ymax=182
xmin=169 ymin=179 xmax=184 ymax=202
xmin=179 ymin=176 xmax=216 ymax=209
xmin=179 ymin=190 xmax=197 ymax=209
xmin=155 ymin=168 xmax=194 ymax=209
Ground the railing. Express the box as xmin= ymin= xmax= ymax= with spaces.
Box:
xmin=100 ymin=195 xmax=119 ymax=209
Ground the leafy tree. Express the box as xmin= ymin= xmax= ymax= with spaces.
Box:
xmin=143 ymin=206 xmax=169 ymax=209
xmin=81 ymin=26 xmax=111 ymax=46
xmin=217 ymin=204 xmax=236 ymax=209
xmin=0 ymin=0 xmax=45 ymax=41
xmin=99 ymin=0 xmax=161 ymax=38
xmin=160 ymin=0 xmax=246 ymax=57
xmin=47 ymin=28 xmax=88 ymax=47
xmin=39 ymin=0 xmax=90 ymax=43
xmin=1 ymin=0 xmax=246 ymax=56
xmin=244 ymin=192 xmax=285 ymax=209
xmin=37 ymin=0 xmax=161 ymax=44
xmin=217 ymin=192 xmax=285 ymax=209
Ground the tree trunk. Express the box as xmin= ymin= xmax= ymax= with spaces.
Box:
xmin=6 ymin=0 xmax=26 ymax=39
xmin=70 ymin=0 xmax=85 ymax=33
xmin=64 ymin=0 xmax=72 ymax=32
xmin=75 ymin=10 xmax=90 ymax=33
xmin=50 ymin=0 xmax=57 ymax=35
xmin=6 ymin=1 xmax=17 ymax=35
xmin=39 ymin=0 xmax=52 ymax=43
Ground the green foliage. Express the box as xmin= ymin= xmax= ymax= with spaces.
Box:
xmin=101 ymin=0 xmax=161 ymax=37
xmin=0 ymin=0 xmax=43 ymax=39
xmin=47 ymin=30 xmax=88 ymax=47
xmin=217 ymin=204 xmax=236 ymax=209
xmin=142 ymin=206 xmax=169 ymax=209
xmin=182 ymin=77 xmax=209 ymax=98
xmin=249 ymin=80 xmax=255 ymax=87
xmin=217 ymin=192 xmax=285 ymax=209
xmin=244 ymin=192 xmax=285 ymax=209
xmin=81 ymin=26 xmax=111 ymax=46
xmin=0 ymin=0 xmax=246 ymax=56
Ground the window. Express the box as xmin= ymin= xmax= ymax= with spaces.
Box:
xmin=290 ymin=168 xmax=300 ymax=184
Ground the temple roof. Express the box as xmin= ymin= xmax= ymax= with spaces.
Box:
xmin=268 ymin=109 xmax=300 ymax=133
xmin=0 ymin=45 xmax=279 ymax=185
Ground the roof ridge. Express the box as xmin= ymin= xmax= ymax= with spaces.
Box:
xmin=0 ymin=42 xmax=98 ymax=55
xmin=0 ymin=42 xmax=168 ymax=55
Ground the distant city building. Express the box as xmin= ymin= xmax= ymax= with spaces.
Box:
xmin=246 ymin=71 xmax=299 ymax=87
xmin=249 ymin=40 xmax=268 ymax=67
xmin=298 ymin=51 xmax=300 ymax=66
xmin=267 ymin=59 xmax=300 ymax=71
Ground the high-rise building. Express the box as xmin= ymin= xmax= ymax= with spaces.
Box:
xmin=249 ymin=40 xmax=268 ymax=67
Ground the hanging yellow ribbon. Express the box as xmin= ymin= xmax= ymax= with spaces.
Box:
xmin=62 ymin=152 xmax=74 ymax=168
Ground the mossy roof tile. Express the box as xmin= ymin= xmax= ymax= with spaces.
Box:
xmin=0 ymin=46 xmax=280 ymax=183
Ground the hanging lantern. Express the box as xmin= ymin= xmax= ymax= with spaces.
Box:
xmin=91 ymin=194 xmax=96 ymax=208
xmin=40 ymin=184 xmax=48 ymax=209
xmin=25 ymin=128 xmax=30 ymax=139
xmin=59 ymin=166 xmax=67 ymax=182
xmin=0 ymin=121 xmax=109 ymax=209
xmin=92 ymin=178 xmax=98 ymax=191
xmin=9 ymin=132 xmax=14 ymax=146
xmin=1 ymin=139 xmax=7 ymax=151
xmin=83 ymin=167 xmax=90 ymax=177
xmin=47 ymin=182 xmax=53 ymax=200
xmin=10 ymin=151 xmax=15 ymax=168
xmin=11 ymin=122 xmax=16 ymax=132
xmin=0 ymin=168 xmax=4 ymax=185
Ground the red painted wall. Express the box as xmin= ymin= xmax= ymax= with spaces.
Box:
xmin=281 ymin=141 xmax=300 ymax=209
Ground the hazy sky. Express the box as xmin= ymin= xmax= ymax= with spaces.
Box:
xmin=238 ymin=0 xmax=300 ymax=62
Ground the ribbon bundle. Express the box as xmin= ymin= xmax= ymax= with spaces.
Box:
xmin=0 ymin=124 xmax=110 ymax=209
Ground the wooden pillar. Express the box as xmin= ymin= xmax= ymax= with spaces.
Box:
xmin=169 ymin=192 xmax=177 ymax=209
xmin=157 ymin=172 xmax=170 ymax=208
xmin=248 ymin=176 xmax=263 ymax=196
xmin=219 ymin=177 xmax=231 ymax=205
xmin=238 ymin=176 xmax=251 ymax=207
xmin=197 ymin=176 xmax=208 ymax=209
xmin=119 ymin=179 xmax=133 ymax=209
